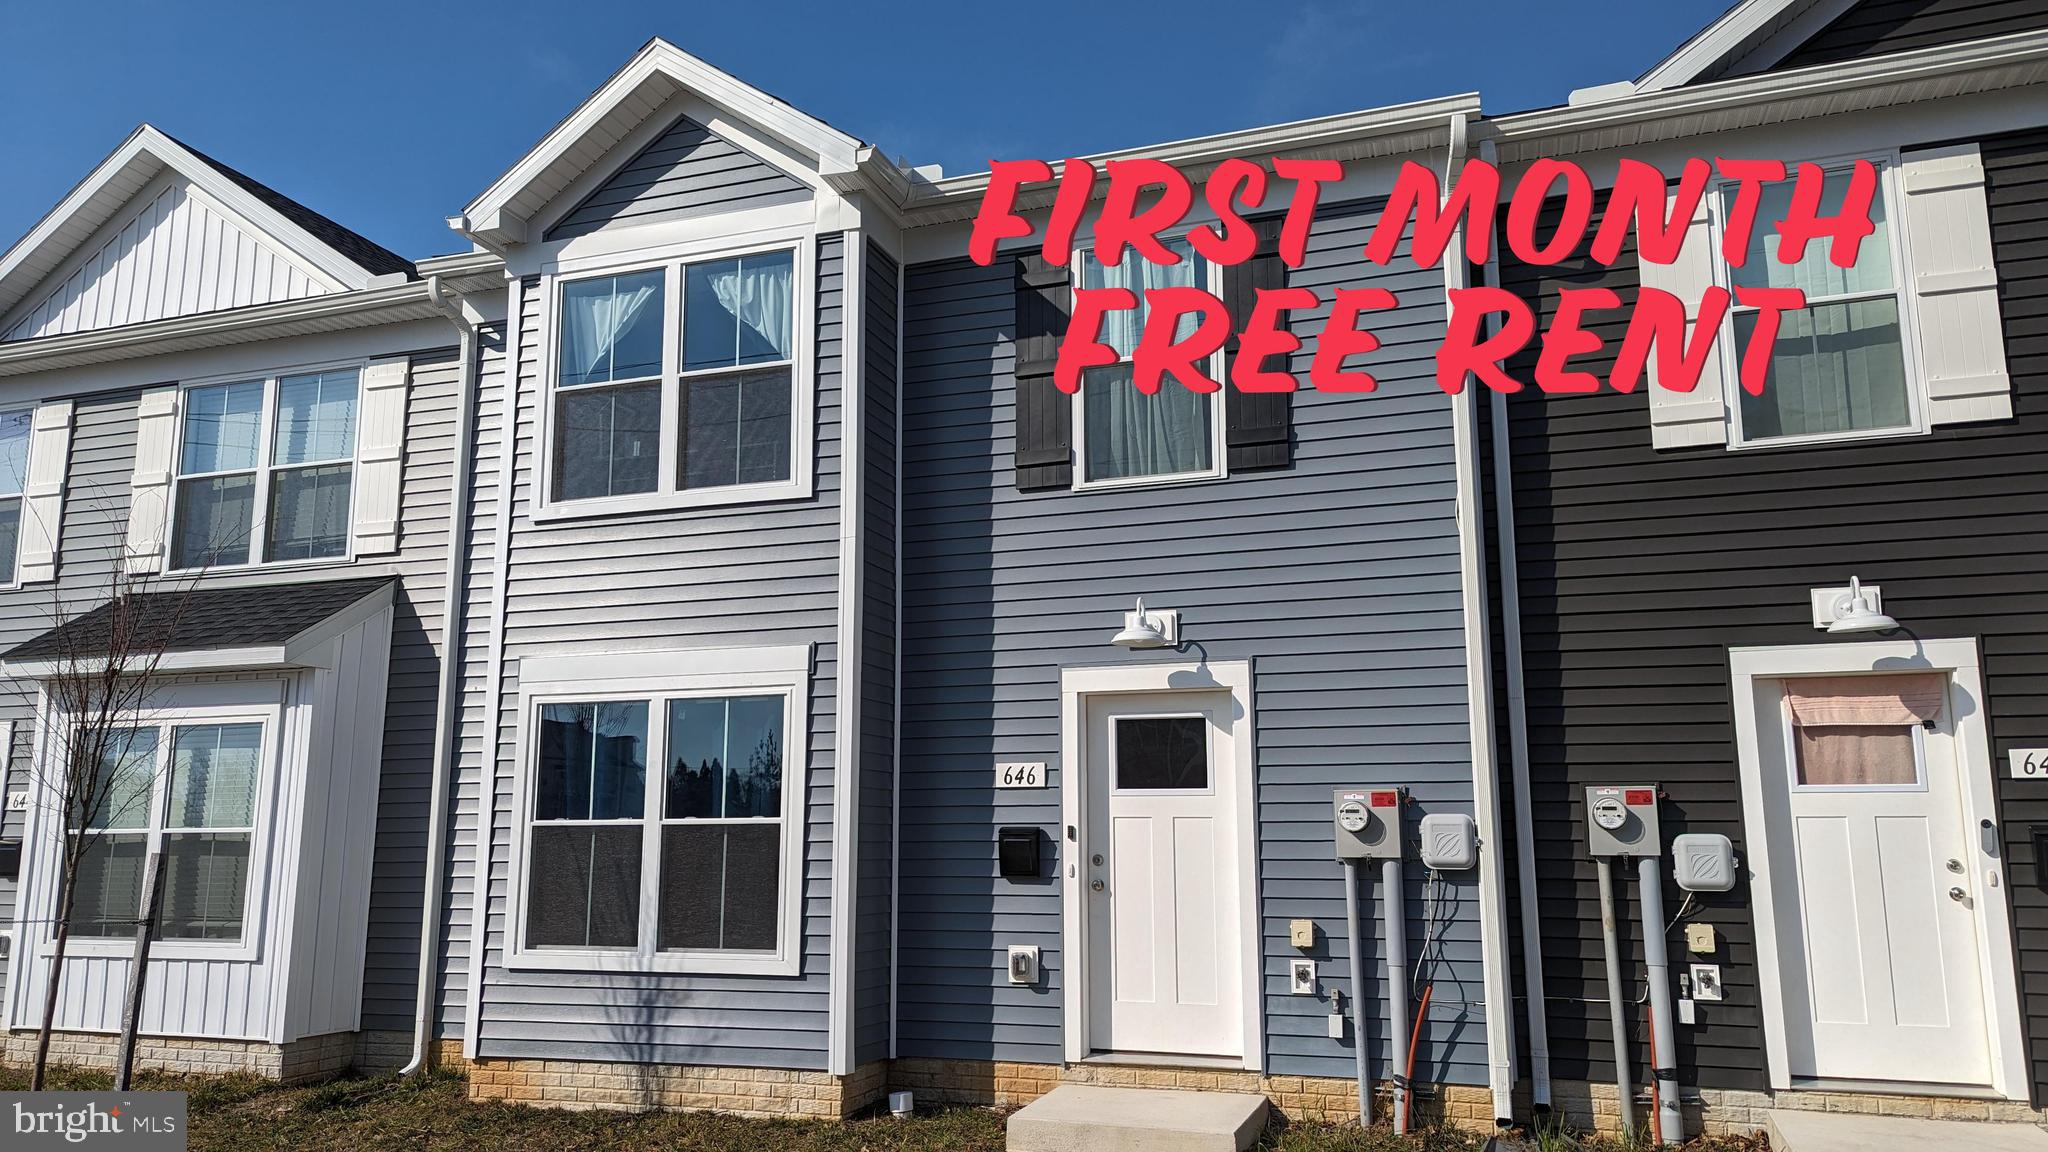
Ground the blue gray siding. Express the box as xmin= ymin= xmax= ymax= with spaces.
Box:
xmin=895 ymin=203 xmax=1489 ymax=1083
xmin=855 ymin=240 xmax=899 ymax=1067
xmin=543 ymin=114 xmax=811 ymax=243
xmin=470 ymin=235 xmax=847 ymax=1069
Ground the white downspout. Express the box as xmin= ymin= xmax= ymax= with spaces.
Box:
xmin=827 ymin=228 xmax=868 ymax=1077
xmin=1478 ymin=135 xmax=1554 ymax=1114
xmin=1442 ymin=112 xmax=1518 ymax=1126
xmin=403 ymin=275 xmax=481 ymax=1076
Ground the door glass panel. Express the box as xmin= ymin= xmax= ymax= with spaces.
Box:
xmin=1113 ymin=716 xmax=1208 ymax=790
xmin=1794 ymin=725 xmax=1918 ymax=787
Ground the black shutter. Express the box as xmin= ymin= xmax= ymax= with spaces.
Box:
xmin=1223 ymin=216 xmax=1293 ymax=472
xmin=1013 ymin=251 xmax=1073 ymax=490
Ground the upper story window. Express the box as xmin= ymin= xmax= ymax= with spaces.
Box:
xmin=68 ymin=721 xmax=265 ymax=943
xmin=548 ymin=242 xmax=808 ymax=513
xmin=0 ymin=409 xmax=32 ymax=583
xmin=1073 ymin=239 xmax=1225 ymax=488
xmin=171 ymin=368 xmax=359 ymax=570
xmin=1720 ymin=160 xmax=1917 ymax=447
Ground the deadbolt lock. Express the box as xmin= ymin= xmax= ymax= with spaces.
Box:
xmin=1947 ymin=858 xmax=1964 ymax=873
xmin=1091 ymin=854 xmax=1103 ymax=866
xmin=1090 ymin=879 xmax=1105 ymax=892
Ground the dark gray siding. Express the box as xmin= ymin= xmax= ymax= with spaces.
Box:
xmin=0 ymin=344 xmax=461 ymax=1043
xmin=471 ymin=235 xmax=846 ymax=1069
xmin=897 ymin=202 xmax=1489 ymax=1083
xmin=543 ymin=114 xmax=810 ymax=242
xmin=1758 ymin=0 xmax=2048 ymax=74
xmin=855 ymin=240 xmax=899 ymax=1067
xmin=1493 ymin=128 xmax=2048 ymax=1099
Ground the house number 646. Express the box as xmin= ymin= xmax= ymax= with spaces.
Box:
xmin=2008 ymin=749 xmax=2048 ymax=779
xmin=998 ymin=762 xmax=1045 ymax=789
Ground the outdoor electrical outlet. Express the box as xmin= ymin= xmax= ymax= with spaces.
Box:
xmin=1328 ymin=1008 xmax=1346 ymax=1040
xmin=1290 ymin=959 xmax=1317 ymax=995
xmin=1289 ymin=919 xmax=1316 ymax=949
xmin=1686 ymin=923 xmax=1717 ymax=954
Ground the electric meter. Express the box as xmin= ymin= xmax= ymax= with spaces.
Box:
xmin=1585 ymin=784 xmax=1660 ymax=857
xmin=1334 ymin=788 xmax=1401 ymax=861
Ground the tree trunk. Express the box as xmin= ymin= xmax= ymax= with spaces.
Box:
xmin=30 ymin=849 xmax=79 ymax=1091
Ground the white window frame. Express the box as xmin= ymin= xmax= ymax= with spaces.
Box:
xmin=1068 ymin=244 xmax=1229 ymax=492
xmin=166 ymin=360 xmax=365 ymax=572
xmin=37 ymin=695 xmax=284 ymax=964
xmin=1108 ymin=712 xmax=1217 ymax=797
xmin=506 ymin=644 xmax=810 ymax=976
xmin=0 ymin=405 xmax=34 ymax=590
xmin=534 ymin=226 xmax=817 ymax=521
xmin=1710 ymin=149 xmax=1930 ymax=450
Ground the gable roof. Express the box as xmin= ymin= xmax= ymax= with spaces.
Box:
xmin=0 ymin=125 xmax=413 ymax=330
xmin=456 ymin=37 xmax=865 ymax=248
xmin=1632 ymin=0 xmax=1863 ymax=93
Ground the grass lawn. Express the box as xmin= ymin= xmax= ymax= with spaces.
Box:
xmin=0 ymin=1065 xmax=1766 ymax=1152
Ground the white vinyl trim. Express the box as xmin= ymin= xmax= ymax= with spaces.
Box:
xmin=1729 ymin=638 xmax=2028 ymax=1099
xmin=1058 ymin=658 xmax=1260 ymax=1072
xmin=826 ymin=227 xmax=865 ymax=1075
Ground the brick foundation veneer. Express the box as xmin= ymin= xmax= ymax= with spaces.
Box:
xmin=2 ymin=1029 xmax=358 ymax=1084
xmin=467 ymin=1057 xmax=891 ymax=1119
xmin=1538 ymin=1079 xmax=2048 ymax=1138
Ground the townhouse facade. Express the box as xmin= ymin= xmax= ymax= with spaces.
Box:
xmin=0 ymin=0 xmax=2043 ymax=1139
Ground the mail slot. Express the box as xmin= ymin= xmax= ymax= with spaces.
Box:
xmin=999 ymin=827 xmax=1041 ymax=879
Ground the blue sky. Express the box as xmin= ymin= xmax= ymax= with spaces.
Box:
xmin=0 ymin=0 xmax=1730 ymax=261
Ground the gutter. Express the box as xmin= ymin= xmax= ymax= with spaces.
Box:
xmin=1440 ymin=110 xmax=1518 ymax=1127
xmin=402 ymin=274 xmax=483 ymax=1076
xmin=1477 ymin=137 xmax=1553 ymax=1114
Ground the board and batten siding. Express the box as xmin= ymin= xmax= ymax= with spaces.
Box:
xmin=3 ymin=176 xmax=334 ymax=342
xmin=542 ymin=114 xmax=811 ymax=243
xmin=855 ymin=240 xmax=899 ymax=1067
xmin=0 ymin=343 xmax=459 ymax=1044
xmin=470 ymin=235 xmax=847 ymax=1069
xmin=896 ymin=202 xmax=1490 ymax=1083
xmin=1491 ymin=127 xmax=2048 ymax=1099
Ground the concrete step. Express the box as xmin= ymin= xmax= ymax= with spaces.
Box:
xmin=1767 ymin=1108 xmax=2048 ymax=1152
xmin=1006 ymin=1084 xmax=1269 ymax=1152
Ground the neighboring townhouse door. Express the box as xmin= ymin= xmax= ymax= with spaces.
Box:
xmin=1757 ymin=671 xmax=1993 ymax=1086
xmin=1084 ymin=690 xmax=1243 ymax=1059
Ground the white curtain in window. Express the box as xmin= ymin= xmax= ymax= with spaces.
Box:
xmin=708 ymin=258 xmax=793 ymax=362
xmin=1084 ymin=365 xmax=1211 ymax=480
xmin=1083 ymin=241 xmax=1201 ymax=357
xmin=561 ymin=278 xmax=661 ymax=383
xmin=1786 ymin=673 xmax=1945 ymax=787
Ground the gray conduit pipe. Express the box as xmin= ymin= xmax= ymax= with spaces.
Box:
xmin=1383 ymin=856 xmax=1410 ymax=1135
xmin=1639 ymin=855 xmax=1683 ymax=1143
xmin=1595 ymin=857 xmax=1635 ymax=1137
xmin=1344 ymin=861 xmax=1374 ymax=1127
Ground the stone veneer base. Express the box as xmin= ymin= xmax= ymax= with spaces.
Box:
xmin=467 ymin=1056 xmax=890 ymax=1119
xmin=3 ymin=1029 xmax=357 ymax=1085
xmin=1535 ymin=1078 xmax=2048 ymax=1139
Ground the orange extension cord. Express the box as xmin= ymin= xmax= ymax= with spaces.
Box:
xmin=1403 ymin=983 xmax=1434 ymax=1123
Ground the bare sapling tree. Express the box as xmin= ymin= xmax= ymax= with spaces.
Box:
xmin=20 ymin=495 xmax=213 ymax=1090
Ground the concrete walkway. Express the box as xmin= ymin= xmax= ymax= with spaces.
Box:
xmin=1006 ymin=1084 xmax=1269 ymax=1152
xmin=1767 ymin=1108 xmax=2048 ymax=1151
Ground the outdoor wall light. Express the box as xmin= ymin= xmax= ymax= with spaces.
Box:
xmin=1821 ymin=575 xmax=1900 ymax=635
xmin=1110 ymin=598 xmax=1181 ymax=649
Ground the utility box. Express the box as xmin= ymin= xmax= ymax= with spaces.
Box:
xmin=1334 ymin=788 xmax=1403 ymax=861
xmin=1672 ymin=832 xmax=1737 ymax=892
xmin=1418 ymin=813 xmax=1478 ymax=870
xmin=1586 ymin=784 xmax=1660 ymax=857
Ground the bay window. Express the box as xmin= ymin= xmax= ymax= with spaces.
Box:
xmin=67 ymin=720 xmax=264 ymax=944
xmin=1073 ymin=238 xmax=1225 ymax=487
xmin=548 ymin=241 xmax=809 ymax=512
xmin=1721 ymin=159 xmax=1918 ymax=446
xmin=512 ymin=646 xmax=807 ymax=974
xmin=171 ymin=367 xmax=360 ymax=569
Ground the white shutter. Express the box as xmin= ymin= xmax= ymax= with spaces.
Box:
xmin=125 ymin=385 xmax=179 ymax=574
xmin=1643 ymin=189 xmax=1729 ymax=449
xmin=1900 ymin=143 xmax=2012 ymax=426
xmin=353 ymin=355 xmax=409 ymax=556
xmin=16 ymin=400 xmax=73 ymax=584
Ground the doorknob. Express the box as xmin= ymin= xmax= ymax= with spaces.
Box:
xmin=1949 ymin=886 xmax=1968 ymax=902
xmin=1090 ymin=879 xmax=1105 ymax=892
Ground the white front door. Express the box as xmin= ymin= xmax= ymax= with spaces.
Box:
xmin=1084 ymin=690 xmax=1243 ymax=1059
xmin=1755 ymin=671 xmax=1992 ymax=1086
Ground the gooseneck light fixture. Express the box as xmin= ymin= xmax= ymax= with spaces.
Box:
xmin=1826 ymin=575 xmax=1899 ymax=635
xmin=1110 ymin=598 xmax=1181 ymax=650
